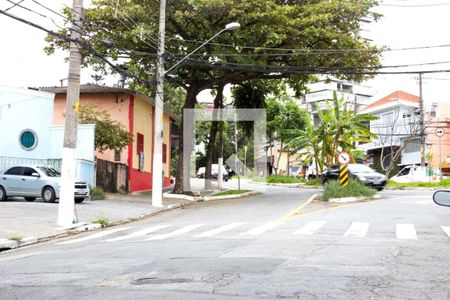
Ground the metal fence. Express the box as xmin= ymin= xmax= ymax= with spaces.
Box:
xmin=0 ymin=156 xmax=62 ymax=171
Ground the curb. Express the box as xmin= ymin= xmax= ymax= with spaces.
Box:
xmin=0 ymin=236 xmax=39 ymax=251
xmin=328 ymin=193 xmax=381 ymax=203
xmin=163 ymin=190 xmax=259 ymax=202
xmin=384 ymin=186 xmax=447 ymax=191
xmin=251 ymin=181 xmax=322 ymax=189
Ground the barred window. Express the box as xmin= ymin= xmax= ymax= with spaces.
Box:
xmin=404 ymin=139 xmax=420 ymax=153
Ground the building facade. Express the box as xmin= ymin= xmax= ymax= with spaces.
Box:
xmin=42 ymin=84 xmax=175 ymax=193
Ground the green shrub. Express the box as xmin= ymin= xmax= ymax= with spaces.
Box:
xmin=305 ymin=178 xmax=322 ymax=186
xmin=253 ymin=175 xmax=304 ymax=184
xmin=323 ymin=180 xmax=376 ymax=201
xmin=90 ymin=187 xmax=105 ymax=200
xmin=387 ymin=179 xmax=450 ymax=188
xmin=93 ymin=217 xmax=109 ymax=228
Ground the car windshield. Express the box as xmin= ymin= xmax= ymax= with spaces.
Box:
xmin=348 ymin=164 xmax=375 ymax=173
xmin=37 ymin=166 xmax=61 ymax=177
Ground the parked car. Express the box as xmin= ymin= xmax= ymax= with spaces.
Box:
xmin=390 ymin=165 xmax=442 ymax=183
xmin=197 ymin=164 xmax=229 ymax=181
xmin=0 ymin=165 xmax=90 ymax=203
xmin=433 ymin=190 xmax=450 ymax=207
xmin=321 ymin=164 xmax=387 ymax=190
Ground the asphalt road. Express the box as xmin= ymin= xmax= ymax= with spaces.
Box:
xmin=1 ymin=184 xmax=449 ymax=299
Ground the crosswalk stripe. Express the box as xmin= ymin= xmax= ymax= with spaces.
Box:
xmin=106 ymin=225 xmax=170 ymax=242
xmin=241 ymin=221 xmax=283 ymax=236
xmin=396 ymin=224 xmax=417 ymax=240
xmin=194 ymin=222 xmax=247 ymax=238
xmin=441 ymin=226 xmax=450 ymax=238
xmin=147 ymin=224 xmax=206 ymax=240
xmin=294 ymin=221 xmax=328 ymax=235
xmin=343 ymin=222 xmax=369 ymax=237
xmin=58 ymin=227 xmax=132 ymax=245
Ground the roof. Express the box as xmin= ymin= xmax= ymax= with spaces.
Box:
xmin=363 ymin=90 xmax=419 ymax=112
xmin=39 ymin=84 xmax=178 ymax=121
xmin=40 ymin=84 xmax=133 ymax=94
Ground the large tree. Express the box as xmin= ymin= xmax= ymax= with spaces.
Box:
xmin=46 ymin=0 xmax=382 ymax=193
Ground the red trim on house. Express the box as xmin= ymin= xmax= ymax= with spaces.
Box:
xmin=151 ymin=106 xmax=155 ymax=175
xmin=130 ymin=169 xmax=152 ymax=192
xmin=168 ymin=120 xmax=171 ymax=178
xmin=128 ymin=95 xmax=135 ymax=189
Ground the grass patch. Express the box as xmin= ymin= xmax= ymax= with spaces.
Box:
xmin=66 ymin=230 xmax=77 ymax=236
xmin=387 ymin=179 xmax=450 ymax=188
xmin=8 ymin=236 xmax=22 ymax=242
xmin=323 ymin=180 xmax=376 ymax=201
xmin=213 ymin=189 xmax=251 ymax=196
xmin=304 ymin=178 xmax=322 ymax=186
xmin=93 ymin=217 xmax=109 ymax=228
xmin=90 ymin=187 xmax=105 ymax=200
xmin=253 ymin=175 xmax=304 ymax=184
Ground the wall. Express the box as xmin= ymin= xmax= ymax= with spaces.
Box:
xmin=0 ymin=87 xmax=53 ymax=159
xmin=53 ymin=93 xmax=130 ymax=165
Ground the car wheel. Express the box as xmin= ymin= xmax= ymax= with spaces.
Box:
xmin=25 ymin=197 xmax=36 ymax=202
xmin=75 ymin=198 xmax=85 ymax=204
xmin=375 ymin=187 xmax=384 ymax=191
xmin=42 ymin=187 xmax=56 ymax=203
xmin=0 ymin=186 xmax=6 ymax=201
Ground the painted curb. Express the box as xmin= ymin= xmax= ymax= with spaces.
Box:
xmin=0 ymin=239 xmax=19 ymax=250
xmin=328 ymin=193 xmax=381 ymax=203
xmin=19 ymin=237 xmax=38 ymax=247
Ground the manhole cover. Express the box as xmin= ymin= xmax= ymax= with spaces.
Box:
xmin=131 ymin=277 xmax=192 ymax=285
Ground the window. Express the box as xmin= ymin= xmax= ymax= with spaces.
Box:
xmin=137 ymin=133 xmax=144 ymax=154
xmin=114 ymin=150 xmax=121 ymax=161
xmin=23 ymin=167 xmax=37 ymax=176
xmin=163 ymin=143 xmax=167 ymax=163
xmin=5 ymin=167 xmax=22 ymax=176
xmin=404 ymin=140 xmax=420 ymax=153
xmin=381 ymin=112 xmax=393 ymax=125
xmin=19 ymin=129 xmax=38 ymax=151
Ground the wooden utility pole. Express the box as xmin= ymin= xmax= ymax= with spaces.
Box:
xmin=152 ymin=0 xmax=166 ymax=207
xmin=58 ymin=0 xmax=82 ymax=226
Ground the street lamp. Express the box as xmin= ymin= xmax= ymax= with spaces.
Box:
xmin=151 ymin=20 xmax=240 ymax=207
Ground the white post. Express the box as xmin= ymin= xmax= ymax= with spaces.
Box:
xmin=152 ymin=0 xmax=166 ymax=207
xmin=58 ymin=0 xmax=82 ymax=226
xmin=439 ymin=136 xmax=442 ymax=181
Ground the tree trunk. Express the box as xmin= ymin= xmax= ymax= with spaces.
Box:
xmin=172 ymin=88 xmax=199 ymax=194
xmin=205 ymin=85 xmax=224 ymax=190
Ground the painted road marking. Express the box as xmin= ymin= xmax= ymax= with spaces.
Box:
xmin=441 ymin=226 xmax=450 ymax=238
xmin=241 ymin=222 xmax=283 ymax=236
xmin=396 ymin=224 xmax=417 ymax=240
xmin=343 ymin=222 xmax=370 ymax=237
xmin=58 ymin=227 xmax=132 ymax=245
xmin=194 ymin=222 xmax=247 ymax=238
xmin=294 ymin=221 xmax=328 ymax=235
xmin=106 ymin=225 xmax=170 ymax=242
xmin=147 ymin=224 xmax=206 ymax=240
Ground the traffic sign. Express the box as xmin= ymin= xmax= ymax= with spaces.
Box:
xmin=339 ymin=164 xmax=349 ymax=188
xmin=338 ymin=152 xmax=350 ymax=164
xmin=435 ymin=127 xmax=445 ymax=137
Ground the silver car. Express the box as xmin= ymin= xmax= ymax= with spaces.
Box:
xmin=0 ymin=165 xmax=90 ymax=203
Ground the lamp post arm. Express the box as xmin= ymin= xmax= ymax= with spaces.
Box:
xmin=164 ymin=28 xmax=226 ymax=75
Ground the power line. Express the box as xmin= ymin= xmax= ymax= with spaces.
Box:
xmin=4 ymin=0 xmax=25 ymax=12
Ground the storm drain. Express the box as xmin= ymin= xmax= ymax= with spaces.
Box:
xmin=131 ymin=277 xmax=193 ymax=285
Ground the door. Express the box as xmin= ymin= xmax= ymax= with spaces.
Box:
xmin=22 ymin=167 xmax=42 ymax=196
xmin=1 ymin=167 xmax=24 ymax=195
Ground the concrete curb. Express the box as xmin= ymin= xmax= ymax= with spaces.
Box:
xmin=202 ymin=191 xmax=259 ymax=201
xmin=328 ymin=193 xmax=381 ymax=203
xmin=0 ymin=236 xmax=39 ymax=251
xmin=384 ymin=186 xmax=446 ymax=191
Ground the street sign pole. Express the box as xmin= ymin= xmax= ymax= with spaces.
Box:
xmin=339 ymin=164 xmax=349 ymax=188
xmin=435 ymin=127 xmax=445 ymax=181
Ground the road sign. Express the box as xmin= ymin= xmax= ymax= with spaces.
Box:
xmin=338 ymin=152 xmax=350 ymax=164
xmin=339 ymin=164 xmax=349 ymax=188
xmin=435 ymin=127 xmax=445 ymax=137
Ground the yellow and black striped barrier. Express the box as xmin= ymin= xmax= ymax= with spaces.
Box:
xmin=339 ymin=164 xmax=349 ymax=188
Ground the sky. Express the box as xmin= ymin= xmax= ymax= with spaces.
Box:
xmin=1 ymin=0 xmax=450 ymax=104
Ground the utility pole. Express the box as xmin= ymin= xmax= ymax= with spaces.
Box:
xmin=152 ymin=0 xmax=166 ymax=207
xmin=58 ymin=0 xmax=82 ymax=226
xmin=419 ymin=73 xmax=426 ymax=168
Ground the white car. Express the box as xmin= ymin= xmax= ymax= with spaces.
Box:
xmin=390 ymin=165 xmax=442 ymax=183
xmin=197 ymin=164 xmax=229 ymax=181
xmin=0 ymin=165 xmax=90 ymax=203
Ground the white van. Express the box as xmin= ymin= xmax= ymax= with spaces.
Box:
xmin=390 ymin=165 xmax=441 ymax=183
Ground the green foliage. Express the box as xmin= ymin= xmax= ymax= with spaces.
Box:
xmin=289 ymin=94 xmax=378 ymax=174
xmin=387 ymin=179 xmax=450 ymax=188
xmin=8 ymin=236 xmax=22 ymax=242
xmin=213 ymin=189 xmax=251 ymax=196
xmin=93 ymin=217 xmax=109 ymax=228
xmin=78 ymin=104 xmax=132 ymax=153
xmin=323 ymin=180 xmax=376 ymax=201
xmin=90 ymin=187 xmax=105 ymax=199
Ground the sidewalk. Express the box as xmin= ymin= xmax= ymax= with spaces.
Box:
xmin=0 ymin=188 xmax=191 ymax=241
